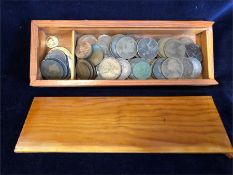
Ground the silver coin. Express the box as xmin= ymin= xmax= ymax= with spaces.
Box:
xmin=164 ymin=39 xmax=186 ymax=59
xmin=185 ymin=43 xmax=203 ymax=62
xmin=179 ymin=37 xmax=194 ymax=45
xmin=131 ymin=58 xmax=152 ymax=80
xmin=116 ymin=36 xmax=137 ymax=59
xmin=97 ymin=34 xmax=112 ymax=56
xmin=158 ymin=38 xmax=170 ymax=58
xmin=152 ymin=58 xmax=166 ymax=79
xmin=78 ymin=35 xmax=97 ymax=45
xmin=117 ymin=58 xmax=131 ymax=80
xmin=137 ymin=37 xmax=158 ymax=60
xmin=180 ymin=57 xmax=194 ymax=79
xmin=46 ymin=49 xmax=68 ymax=65
xmin=161 ymin=58 xmax=184 ymax=79
xmin=98 ymin=57 xmax=121 ymax=80
xmin=189 ymin=57 xmax=202 ymax=78
xmin=111 ymin=34 xmax=124 ymax=57
xmin=41 ymin=58 xmax=64 ymax=79
xmin=87 ymin=44 xmax=104 ymax=66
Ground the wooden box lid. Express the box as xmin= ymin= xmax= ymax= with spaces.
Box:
xmin=15 ymin=96 xmax=233 ymax=156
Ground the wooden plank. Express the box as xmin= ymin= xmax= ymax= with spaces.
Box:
xmin=15 ymin=96 xmax=232 ymax=154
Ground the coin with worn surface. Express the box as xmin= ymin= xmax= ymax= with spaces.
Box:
xmin=87 ymin=44 xmax=104 ymax=66
xmin=111 ymin=34 xmax=124 ymax=57
xmin=75 ymin=41 xmax=92 ymax=59
xmin=41 ymin=58 xmax=65 ymax=79
xmin=161 ymin=58 xmax=183 ymax=79
xmin=179 ymin=37 xmax=194 ymax=45
xmin=180 ymin=57 xmax=194 ymax=79
xmin=98 ymin=57 xmax=121 ymax=80
xmin=45 ymin=49 xmax=68 ymax=65
xmin=51 ymin=47 xmax=72 ymax=59
xmin=137 ymin=38 xmax=158 ymax=60
xmin=46 ymin=36 xmax=59 ymax=48
xmin=116 ymin=36 xmax=137 ymax=59
xmin=158 ymin=38 xmax=170 ymax=57
xmin=76 ymin=60 xmax=94 ymax=79
xmin=97 ymin=35 xmax=112 ymax=56
xmin=189 ymin=57 xmax=202 ymax=78
xmin=164 ymin=39 xmax=186 ymax=59
xmin=131 ymin=58 xmax=152 ymax=80
xmin=152 ymin=58 xmax=166 ymax=79
xmin=78 ymin=35 xmax=97 ymax=45
xmin=185 ymin=43 xmax=203 ymax=62
xmin=117 ymin=58 xmax=131 ymax=80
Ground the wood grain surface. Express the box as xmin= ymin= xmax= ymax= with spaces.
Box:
xmin=15 ymin=96 xmax=232 ymax=154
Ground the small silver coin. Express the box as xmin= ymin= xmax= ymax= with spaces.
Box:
xmin=97 ymin=34 xmax=112 ymax=56
xmin=87 ymin=44 xmax=104 ymax=66
xmin=189 ymin=57 xmax=202 ymax=78
xmin=46 ymin=36 xmax=59 ymax=48
xmin=117 ymin=58 xmax=131 ymax=80
xmin=152 ymin=58 xmax=166 ymax=79
xmin=111 ymin=34 xmax=124 ymax=57
xmin=161 ymin=58 xmax=184 ymax=79
xmin=41 ymin=58 xmax=64 ymax=80
xmin=45 ymin=49 xmax=68 ymax=65
xmin=137 ymin=38 xmax=158 ymax=60
xmin=185 ymin=43 xmax=203 ymax=62
xmin=131 ymin=58 xmax=152 ymax=80
xmin=98 ymin=57 xmax=121 ymax=80
xmin=78 ymin=35 xmax=97 ymax=45
xmin=116 ymin=36 xmax=137 ymax=59
xmin=179 ymin=37 xmax=194 ymax=45
xmin=180 ymin=57 xmax=194 ymax=79
xmin=164 ymin=39 xmax=186 ymax=59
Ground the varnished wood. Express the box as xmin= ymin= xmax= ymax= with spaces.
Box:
xmin=30 ymin=20 xmax=217 ymax=86
xmin=15 ymin=96 xmax=232 ymax=154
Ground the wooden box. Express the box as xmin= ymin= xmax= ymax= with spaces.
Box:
xmin=30 ymin=20 xmax=218 ymax=87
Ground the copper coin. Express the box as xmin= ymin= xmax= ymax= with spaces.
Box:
xmin=75 ymin=41 xmax=92 ymax=59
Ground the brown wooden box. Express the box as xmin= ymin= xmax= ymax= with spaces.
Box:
xmin=30 ymin=20 xmax=218 ymax=87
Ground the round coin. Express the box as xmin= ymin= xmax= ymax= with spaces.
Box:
xmin=46 ymin=49 xmax=68 ymax=65
xmin=46 ymin=36 xmax=59 ymax=48
xmin=131 ymin=58 xmax=152 ymax=80
xmin=180 ymin=57 xmax=194 ymax=79
xmin=97 ymin=34 xmax=112 ymax=56
xmin=179 ymin=37 xmax=194 ymax=45
xmin=137 ymin=37 xmax=158 ymax=60
xmin=185 ymin=43 xmax=203 ymax=62
xmin=111 ymin=34 xmax=124 ymax=57
xmin=189 ymin=57 xmax=202 ymax=78
xmin=158 ymin=38 xmax=170 ymax=58
xmin=117 ymin=58 xmax=131 ymax=80
xmin=152 ymin=58 xmax=166 ymax=79
xmin=75 ymin=41 xmax=92 ymax=59
xmin=88 ymin=44 xmax=104 ymax=66
xmin=76 ymin=60 xmax=94 ymax=79
xmin=98 ymin=57 xmax=121 ymax=80
xmin=116 ymin=36 xmax=137 ymax=59
xmin=40 ymin=58 xmax=64 ymax=79
xmin=78 ymin=35 xmax=97 ymax=45
xmin=164 ymin=39 xmax=186 ymax=59
xmin=161 ymin=58 xmax=184 ymax=79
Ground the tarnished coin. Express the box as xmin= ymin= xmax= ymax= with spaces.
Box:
xmin=137 ymin=38 xmax=158 ymax=60
xmin=78 ymin=35 xmax=97 ymax=45
xmin=51 ymin=47 xmax=72 ymax=59
xmin=98 ymin=57 xmax=121 ymax=80
xmin=117 ymin=58 xmax=131 ymax=80
xmin=46 ymin=36 xmax=59 ymax=48
xmin=110 ymin=34 xmax=124 ymax=57
xmin=116 ymin=36 xmax=137 ymax=59
xmin=180 ymin=57 xmax=194 ymax=79
xmin=76 ymin=60 xmax=94 ymax=79
xmin=88 ymin=44 xmax=104 ymax=66
xmin=75 ymin=41 xmax=92 ymax=59
xmin=185 ymin=43 xmax=203 ymax=62
xmin=164 ymin=39 xmax=186 ymax=59
xmin=179 ymin=37 xmax=194 ymax=45
xmin=189 ymin=57 xmax=202 ymax=78
xmin=152 ymin=58 xmax=166 ymax=79
xmin=45 ymin=49 xmax=68 ymax=65
xmin=97 ymin=34 xmax=112 ymax=56
xmin=40 ymin=58 xmax=64 ymax=79
xmin=131 ymin=58 xmax=152 ymax=80
xmin=158 ymin=38 xmax=170 ymax=57
xmin=161 ymin=58 xmax=184 ymax=79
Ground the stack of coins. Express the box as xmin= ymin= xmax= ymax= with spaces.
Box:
xmin=75 ymin=34 xmax=203 ymax=80
xmin=40 ymin=48 xmax=71 ymax=80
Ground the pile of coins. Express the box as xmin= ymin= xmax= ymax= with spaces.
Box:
xmin=40 ymin=36 xmax=71 ymax=80
xmin=75 ymin=34 xmax=203 ymax=80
